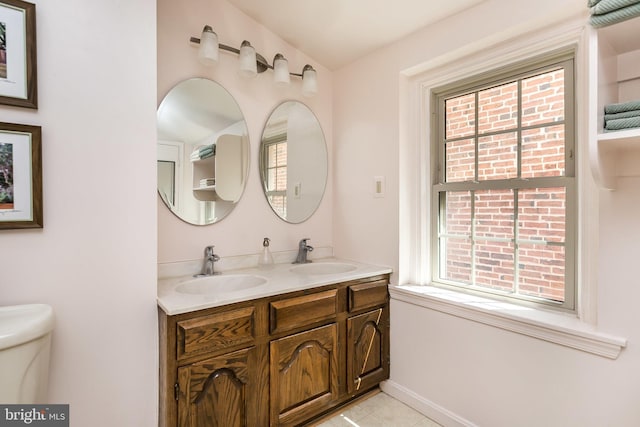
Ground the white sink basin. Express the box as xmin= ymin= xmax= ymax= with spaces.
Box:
xmin=0 ymin=304 xmax=54 ymax=350
xmin=290 ymin=262 xmax=357 ymax=275
xmin=176 ymin=274 xmax=267 ymax=295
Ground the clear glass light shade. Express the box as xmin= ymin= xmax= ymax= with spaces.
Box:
xmin=302 ymin=66 xmax=318 ymax=97
xmin=239 ymin=41 xmax=257 ymax=78
xmin=198 ymin=26 xmax=218 ymax=66
xmin=273 ymin=56 xmax=290 ymax=86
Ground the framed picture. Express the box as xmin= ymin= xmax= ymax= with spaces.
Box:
xmin=0 ymin=121 xmax=42 ymax=229
xmin=0 ymin=0 xmax=37 ymax=108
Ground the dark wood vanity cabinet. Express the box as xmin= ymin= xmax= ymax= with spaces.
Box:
xmin=158 ymin=274 xmax=390 ymax=427
xmin=160 ymin=304 xmax=268 ymax=427
xmin=346 ymin=281 xmax=390 ymax=395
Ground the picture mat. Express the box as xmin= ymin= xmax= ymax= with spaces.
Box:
xmin=0 ymin=3 xmax=27 ymax=99
xmin=0 ymin=130 xmax=32 ymax=221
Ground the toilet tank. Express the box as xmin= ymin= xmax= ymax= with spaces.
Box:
xmin=0 ymin=304 xmax=55 ymax=403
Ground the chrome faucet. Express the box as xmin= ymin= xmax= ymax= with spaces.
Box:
xmin=197 ymin=245 xmax=220 ymax=276
xmin=293 ymin=238 xmax=314 ymax=264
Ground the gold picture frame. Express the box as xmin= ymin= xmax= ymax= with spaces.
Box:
xmin=0 ymin=121 xmax=42 ymax=229
xmin=0 ymin=0 xmax=37 ymax=108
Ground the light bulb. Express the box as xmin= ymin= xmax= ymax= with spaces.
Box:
xmin=238 ymin=40 xmax=257 ymax=78
xmin=197 ymin=25 xmax=218 ymax=66
xmin=302 ymin=65 xmax=318 ymax=97
xmin=273 ymin=54 xmax=290 ymax=86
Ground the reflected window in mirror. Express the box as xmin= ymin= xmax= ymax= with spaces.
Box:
xmin=157 ymin=160 xmax=176 ymax=207
xmin=260 ymin=101 xmax=327 ymax=223
xmin=263 ymin=131 xmax=288 ymax=218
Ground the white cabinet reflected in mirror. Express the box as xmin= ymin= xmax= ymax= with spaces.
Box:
xmin=157 ymin=78 xmax=250 ymax=225
xmin=260 ymin=101 xmax=327 ymax=223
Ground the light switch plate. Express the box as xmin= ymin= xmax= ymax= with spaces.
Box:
xmin=373 ymin=176 xmax=385 ymax=198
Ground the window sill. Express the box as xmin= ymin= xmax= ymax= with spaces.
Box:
xmin=389 ymin=284 xmax=627 ymax=359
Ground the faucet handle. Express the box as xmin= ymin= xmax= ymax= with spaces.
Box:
xmin=204 ymin=245 xmax=215 ymax=256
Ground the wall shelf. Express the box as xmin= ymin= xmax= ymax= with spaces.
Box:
xmin=589 ymin=16 xmax=640 ymax=190
xmin=189 ymin=134 xmax=247 ymax=202
xmin=191 ymin=154 xmax=217 ymax=201
xmin=598 ymin=128 xmax=640 ymax=148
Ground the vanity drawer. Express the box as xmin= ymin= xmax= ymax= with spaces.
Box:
xmin=270 ymin=289 xmax=338 ymax=334
xmin=348 ymin=280 xmax=389 ymax=313
xmin=177 ymin=306 xmax=255 ymax=359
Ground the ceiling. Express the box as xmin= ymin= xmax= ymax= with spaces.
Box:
xmin=227 ymin=0 xmax=486 ymax=70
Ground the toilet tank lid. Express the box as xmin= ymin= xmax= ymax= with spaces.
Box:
xmin=0 ymin=304 xmax=54 ymax=350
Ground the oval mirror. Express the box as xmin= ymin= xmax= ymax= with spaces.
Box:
xmin=157 ymin=78 xmax=249 ymax=225
xmin=259 ymin=101 xmax=327 ymax=223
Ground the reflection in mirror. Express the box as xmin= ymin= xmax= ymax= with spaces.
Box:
xmin=260 ymin=101 xmax=327 ymax=223
xmin=157 ymin=160 xmax=176 ymax=206
xmin=157 ymin=78 xmax=249 ymax=225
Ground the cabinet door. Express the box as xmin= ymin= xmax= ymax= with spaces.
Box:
xmin=270 ymin=323 xmax=338 ymax=426
xmin=347 ymin=307 xmax=389 ymax=394
xmin=177 ymin=347 xmax=256 ymax=427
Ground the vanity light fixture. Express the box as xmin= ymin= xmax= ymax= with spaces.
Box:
xmin=190 ymin=25 xmax=318 ymax=96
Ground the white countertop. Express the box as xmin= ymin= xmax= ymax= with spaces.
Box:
xmin=157 ymin=257 xmax=392 ymax=315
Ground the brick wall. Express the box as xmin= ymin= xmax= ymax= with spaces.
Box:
xmin=441 ymin=69 xmax=567 ymax=302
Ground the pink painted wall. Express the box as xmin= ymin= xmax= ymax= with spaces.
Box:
xmin=333 ymin=0 xmax=640 ymax=425
xmin=157 ymin=0 xmax=334 ymax=264
xmin=0 ymin=0 xmax=158 ymax=425
xmin=3 ymin=0 xmax=638 ymax=425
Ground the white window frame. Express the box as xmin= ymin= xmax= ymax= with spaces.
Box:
xmin=431 ymin=52 xmax=576 ymax=312
xmin=396 ymin=20 xmax=626 ymax=358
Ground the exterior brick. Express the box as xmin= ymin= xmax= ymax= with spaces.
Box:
xmin=441 ymin=68 xmax=568 ymax=302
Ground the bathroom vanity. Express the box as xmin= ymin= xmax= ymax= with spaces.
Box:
xmin=157 ymin=259 xmax=391 ymax=427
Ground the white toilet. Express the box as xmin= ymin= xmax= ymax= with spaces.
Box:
xmin=0 ymin=304 xmax=54 ymax=403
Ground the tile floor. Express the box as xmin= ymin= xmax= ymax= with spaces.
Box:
xmin=313 ymin=391 xmax=442 ymax=427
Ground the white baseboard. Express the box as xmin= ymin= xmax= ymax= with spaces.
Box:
xmin=380 ymin=380 xmax=477 ymax=427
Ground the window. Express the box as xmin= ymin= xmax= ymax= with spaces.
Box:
xmin=396 ymin=25 xmax=625 ymax=356
xmin=432 ymin=51 xmax=575 ymax=311
xmin=262 ymin=134 xmax=288 ymax=218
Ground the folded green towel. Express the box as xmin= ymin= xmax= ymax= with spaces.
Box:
xmin=605 ymin=116 xmax=640 ymax=130
xmin=199 ymin=144 xmax=215 ymax=155
xmin=604 ymin=100 xmax=640 ymax=114
xmin=590 ymin=2 xmax=640 ymax=27
xmin=588 ymin=0 xmax=601 ymax=6
xmin=200 ymin=151 xmax=215 ymax=160
xmin=604 ymin=110 xmax=640 ymax=123
xmin=592 ymin=0 xmax=639 ymax=15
